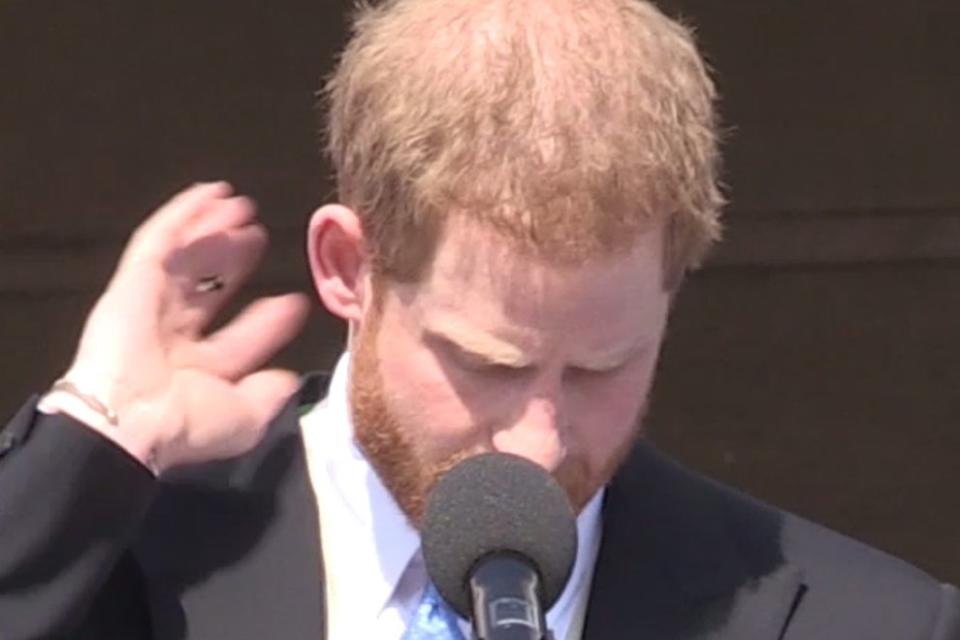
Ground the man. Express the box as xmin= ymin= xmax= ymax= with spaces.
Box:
xmin=0 ymin=0 xmax=957 ymax=638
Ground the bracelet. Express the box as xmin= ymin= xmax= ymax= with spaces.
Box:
xmin=48 ymin=378 xmax=119 ymax=427
xmin=46 ymin=378 xmax=160 ymax=475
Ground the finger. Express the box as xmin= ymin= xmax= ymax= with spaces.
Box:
xmin=182 ymin=195 xmax=257 ymax=245
xmin=148 ymin=181 xmax=233 ymax=238
xmin=236 ymin=368 xmax=304 ymax=432
xmin=165 ymin=224 xmax=269 ymax=334
xmin=126 ymin=182 xmax=234 ymax=261
xmin=178 ymin=293 xmax=310 ymax=379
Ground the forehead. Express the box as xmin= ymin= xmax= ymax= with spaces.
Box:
xmin=387 ymin=219 xmax=669 ymax=350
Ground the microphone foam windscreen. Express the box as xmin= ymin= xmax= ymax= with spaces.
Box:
xmin=421 ymin=452 xmax=578 ymax=618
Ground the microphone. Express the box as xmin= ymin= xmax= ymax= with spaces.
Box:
xmin=421 ymin=453 xmax=578 ymax=640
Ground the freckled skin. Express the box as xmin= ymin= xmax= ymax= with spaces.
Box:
xmin=348 ymin=219 xmax=671 ymax=525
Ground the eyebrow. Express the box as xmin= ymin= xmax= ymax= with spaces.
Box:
xmin=424 ymin=324 xmax=647 ymax=372
xmin=424 ymin=326 xmax=534 ymax=368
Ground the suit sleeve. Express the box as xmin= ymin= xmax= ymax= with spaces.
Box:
xmin=0 ymin=397 xmax=158 ymax=639
xmin=932 ymin=584 xmax=960 ymax=640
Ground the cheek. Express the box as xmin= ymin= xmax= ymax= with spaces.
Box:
xmin=566 ymin=359 xmax=655 ymax=465
xmin=375 ymin=333 xmax=488 ymax=453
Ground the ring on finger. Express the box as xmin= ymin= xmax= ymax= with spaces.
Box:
xmin=195 ymin=274 xmax=226 ymax=293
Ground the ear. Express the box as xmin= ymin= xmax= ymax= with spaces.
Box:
xmin=307 ymin=204 xmax=371 ymax=323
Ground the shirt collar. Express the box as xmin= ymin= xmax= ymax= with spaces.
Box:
xmin=301 ymin=353 xmax=420 ymax=619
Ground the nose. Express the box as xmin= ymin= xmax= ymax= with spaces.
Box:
xmin=491 ymin=395 xmax=567 ymax=473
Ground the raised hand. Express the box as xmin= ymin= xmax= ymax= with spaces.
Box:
xmin=44 ymin=183 xmax=310 ymax=472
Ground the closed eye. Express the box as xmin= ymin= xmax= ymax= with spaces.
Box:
xmin=566 ymin=365 xmax=614 ymax=379
xmin=565 ymin=357 xmax=634 ymax=380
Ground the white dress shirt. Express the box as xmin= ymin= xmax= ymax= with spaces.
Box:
xmin=300 ymin=353 xmax=603 ymax=639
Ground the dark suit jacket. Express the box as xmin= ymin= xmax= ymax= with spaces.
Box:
xmin=1 ymin=373 xmax=958 ymax=639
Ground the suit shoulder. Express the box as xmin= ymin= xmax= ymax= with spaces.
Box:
xmin=778 ymin=509 xmax=938 ymax=589
xmin=613 ymin=446 xmax=958 ymax=637
xmin=620 ymin=445 xmax=946 ymax=581
xmin=777 ymin=510 xmax=958 ymax=636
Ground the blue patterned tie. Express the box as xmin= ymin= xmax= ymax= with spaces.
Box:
xmin=402 ymin=582 xmax=467 ymax=640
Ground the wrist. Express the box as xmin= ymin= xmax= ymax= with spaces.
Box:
xmin=39 ymin=378 xmax=162 ymax=475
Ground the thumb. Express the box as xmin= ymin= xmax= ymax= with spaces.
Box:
xmin=237 ymin=369 xmax=303 ymax=427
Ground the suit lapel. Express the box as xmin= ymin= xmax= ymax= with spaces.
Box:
xmin=582 ymin=444 xmax=805 ymax=640
xmin=701 ymin=565 xmax=805 ymax=640
xmin=133 ymin=374 xmax=331 ymax=640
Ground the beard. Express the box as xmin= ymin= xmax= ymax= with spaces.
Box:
xmin=348 ymin=307 xmax=640 ymax=527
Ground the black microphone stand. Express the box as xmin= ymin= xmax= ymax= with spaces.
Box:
xmin=468 ymin=553 xmax=554 ymax=640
